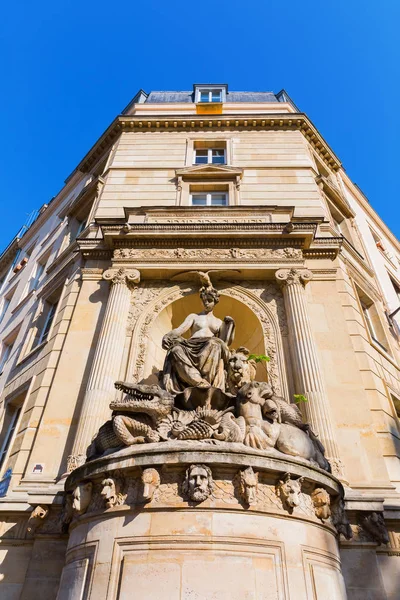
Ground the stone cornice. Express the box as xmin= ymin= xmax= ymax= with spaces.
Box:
xmin=316 ymin=175 xmax=355 ymax=218
xmin=58 ymin=176 xmax=104 ymax=219
xmin=175 ymin=164 xmax=243 ymax=181
xmin=0 ymin=237 xmax=19 ymax=275
xmin=71 ymin=113 xmax=342 ymax=177
xmin=78 ymin=229 xmax=344 ymax=264
xmin=100 ymin=221 xmax=318 ymax=245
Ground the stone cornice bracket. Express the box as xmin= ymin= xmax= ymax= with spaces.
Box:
xmin=103 ymin=267 xmax=140 ymax=288
xmin=275 ymin=268 xmax=313 ymax=288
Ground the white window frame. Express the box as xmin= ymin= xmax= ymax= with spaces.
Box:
xmin=0 ymin=405 xmax=22 ymax=470
xmin=190 ymin=192 xmax=228 ymax=207
xmin=193 ymin=148 xmax=226 ymax=165
xmin=27 ymin=262 xmax=45 ymax=295
xmin=0 ymin=297 xmax=11 ymax=323
xmin=0 ymin=343 xmax=12 ymax=373
xmin=76 ymin=218 xmax=87 ymax=237
xmin=195 ymin=86 xmax=226 ymax=103
xmin=37 ymin=301 xmax=57 ymax=346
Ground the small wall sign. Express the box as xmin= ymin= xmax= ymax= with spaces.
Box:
xmin=32 ymin=463 xmax=44 ymax=474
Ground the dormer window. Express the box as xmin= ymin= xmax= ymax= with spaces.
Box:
xmin=200 ymin=89 xmax=221 ymax=103
xmin=194 ymin=84 xmax=227 ymax=104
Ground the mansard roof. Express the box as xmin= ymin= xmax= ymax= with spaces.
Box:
xmin=144 ymin=90 xmax=280 ymax=104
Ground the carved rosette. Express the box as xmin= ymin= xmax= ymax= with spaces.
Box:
xmin=103 ymin=267 xmax=140 ymax=287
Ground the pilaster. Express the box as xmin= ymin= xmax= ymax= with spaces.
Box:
xmin=275 ymin=268 xmax=345 ymax=480
xmin=67 ymin=268 xmax=140 ymax=470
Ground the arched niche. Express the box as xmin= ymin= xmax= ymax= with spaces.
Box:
xmin=141 ymin=292 xmax=267 ymax=385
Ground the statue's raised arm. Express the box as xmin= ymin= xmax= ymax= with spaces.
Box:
xmin=162 ymin=286 xmax=234 ymax=395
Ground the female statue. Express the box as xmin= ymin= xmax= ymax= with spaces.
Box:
xmin=162 ymin=286 xmax=235 ymax=395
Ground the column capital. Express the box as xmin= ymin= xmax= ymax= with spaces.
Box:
xmin=103 ymin=267 xmax=140 ymax=287
xmin=275 ymin=268 xmax=313 ymax=288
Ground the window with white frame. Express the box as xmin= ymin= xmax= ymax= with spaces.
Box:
xmin=0 ymin=404 xmax=22 ymax=470
xmin=194 ymin=85 xmax=227 ymax=103
xmin=0 ymin=342 xmax=12 ymax=373
xmin=199 ymin=89 xmax=222 ymax=103
xmin=0 ymin=286 xmax=16 ymax=324
xmin=194 ymin=148 xmax=226 ymax=165
xmin=356 ymin=285 xmax=389 ymax=352
xmin=27 ymin=293 xmax=60 ymax=354
xmin=0 ymin=297 xmax=10 ymax=324
xmin=36 ymin=301 xmax=58 ymax=347
xmin=27 ymin=262 xmax=45 ymax=295
xmin=190 ymin=191 xmax=228 ymax=206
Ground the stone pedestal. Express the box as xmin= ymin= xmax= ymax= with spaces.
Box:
xmin=67 ymin=268 xmax=140 ymax=470
xmin=58 ymin=444 xmax=347 ymax=600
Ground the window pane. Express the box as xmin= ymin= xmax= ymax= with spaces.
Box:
xmin=0 ymin=406 xmax=22 ymax=468
xmin=211 ymin=92 xmax=221 ymax=102
xmin=76 ymin=220 xmax=87 ymax=237
xmin=211 ymin=194 xmax=227 ymax=206
xmin=200 ymin=92 xmax=209 ymax=102
xmin=0 ymin=344 xmax=11 ymax=371
xmin=191 ymin=195 xmax=207 ymax=206
xmin=195 ymin=150 xmax=208 ymax=164
xmin=212 ymin=149 xmax=225 ymax=164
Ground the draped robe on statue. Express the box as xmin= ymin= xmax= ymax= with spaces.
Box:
xmin=162 ymin=319 xmax=235 ymax=395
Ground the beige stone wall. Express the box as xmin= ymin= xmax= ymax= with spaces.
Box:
xmin=96 ymin=130 xmax=327 ymax=220
xmin=0 ymin=97 xmax=399 ymax=600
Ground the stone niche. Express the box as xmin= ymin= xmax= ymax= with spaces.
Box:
xmin=141 ymin=292 xmax=268 ymax=385
xmin=61 ymin=445 xmax=347 ymax=600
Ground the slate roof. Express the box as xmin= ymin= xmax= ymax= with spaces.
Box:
xmin=145 ymin=91 xmax=280 ymax=103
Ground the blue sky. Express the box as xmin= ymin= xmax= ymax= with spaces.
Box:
xmin=1 ymin=0 xmax=399 ymax=250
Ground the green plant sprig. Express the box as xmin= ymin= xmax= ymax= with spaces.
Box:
xmin=294 ymin=394 xmax=308 ymax=404
xmin=247 ymin=353 xmax=271 ymax=363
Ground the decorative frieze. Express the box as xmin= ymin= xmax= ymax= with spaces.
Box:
xmin=62 ymin=462 xmax=346 ymax=536
xmin=114 ymin=246 xmax=303 ymax=263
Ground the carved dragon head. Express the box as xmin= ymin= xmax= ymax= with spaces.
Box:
xmin=113 ymin=382 xmax=174 ymax=419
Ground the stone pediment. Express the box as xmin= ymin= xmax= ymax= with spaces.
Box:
xmin=175 ymin=164 xmax=243 ymax=181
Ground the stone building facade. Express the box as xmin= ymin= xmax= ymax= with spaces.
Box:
xmin=0 ymin=84 xmax=399 ymax=599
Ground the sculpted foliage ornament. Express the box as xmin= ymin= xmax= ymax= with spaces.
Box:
xmin=275 ymin=268 xmax=313 ymax=287
xmin=103 ymin=267 xmax=140 ymax=287
xmin=113 ymin=246 xmax=303 ymax=263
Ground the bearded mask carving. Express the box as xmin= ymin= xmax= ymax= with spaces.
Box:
xmin=182 ymin=464 xmax=213 ymax=503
